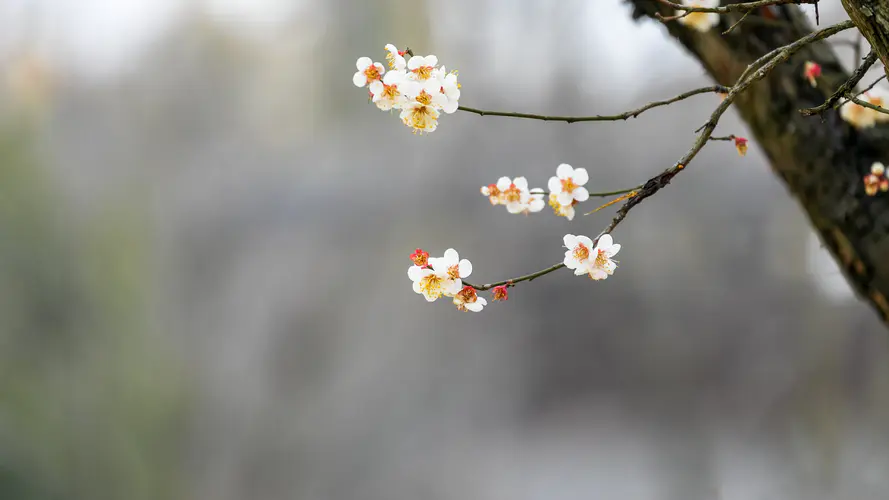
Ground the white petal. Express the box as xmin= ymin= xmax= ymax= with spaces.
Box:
xmin=426 ymin=55 xmax=438 ymax=67
xmin=548 ymin=176 xmax=561 ymax=193
xmin=423 ymin=292 xmax=438 ymax=302
xmin=443 ymin=248 xmax=459 ymax=265
xmin=408 ymin=265 xmax=424 ymax=281
xmin=577 ymin=235 xmax=594 ymax=248
xmin=458 ymin=259 xmax=472 ymax=278
xmin=572 ymin=168 xmax=589 ymax=186
xmin=528 ymin=199 xmax=545 ymax=212
xmin=513 ymin=177 xmax=528 ymax=191
xmin=589 ymin=269 xmax=608 ymax=280
xmin=556 ymin=163 xmax=574 ymax=179
xmin=445 ymin=279 xmax=462 ymax=295
xmin=442 ymin=100 xmax=458 ymax=114
xmin=356 ymin=57 xmax=372 ymax=70
xmin=353 ymin=71 xmax=366 ymax=87
xmin=607 ymin=244 xmax=621 ymax=257
xmin=497 ymin=177 xmax=512 ymax=190
xmin=408 ymin=57 xmax=422 ymax=70
xmin=563 ymin=234 xmax=578 ymax=248
xmin=369 ymin=80 xmax=384 ymax=95
xmin=573 ymin=187 xmax=589 ymax=202
xmin=412 ymin=281 xmax=423 ymax=294
xmin=428 ymin=257 xmax=445 ymax=273
xmin=564 ymin=254 xmax=578 ymax=269
xmin=597 ymin=234 xmax=613 ymax=249
xmin=574 ymin=267 xmax=588 ymax=276
xmin=466 ymin=302 xmax=483 ymax=312
xmin=507 ymin=202 xmax=523 ymax=214
xmin=557 ymin=191 xmax=573 ymax=206
xmin=564 ymin=207 xmax=575 ymax=221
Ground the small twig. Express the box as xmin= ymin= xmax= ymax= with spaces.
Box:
xmin=655 ymin=0 xmax=817 ymax=21
xmin=708 ymin=135 xmax=738 ymax=141
xmin=800 ymin=50 xmax=877 ymax=116
xmin=723 ymin=11 xmax=753 ymax=35
xmin=586 ymin=186 xmax=643 ymax=197
xmin=845 ymin=94 xmax=889 ymax=115
xmin=457 ymin=85 xmax=728 ymax=124
xmin=857 ymin=74 xmax=887 ymax=97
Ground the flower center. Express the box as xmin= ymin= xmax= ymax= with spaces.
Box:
xmin=503 ymin=183 xmax=522 ymax=203
xmin=407 ymin=106 xmax=435 ymax=130
xmin=456 ymin=286 xmax=477 ymax=304
xmin=573 ymin=243 xmax=590 ymax=262
xmin=412 ymin=66 xmax=433 ymax=80
xmin=363 ymin=64 xmax=381 ymax=83
xmin=594 ymin=248 xmax=609 ymax=268
xmin=382 ymin=83 xmax=399 ymax=99
xmin=416 ymin=90 xmax=433 ymax=106
xmin=385 ymin=52 xmax=398 ymax=69
xmin=560 ymin=177 xmax=577 ymax=193
xmin=419 ymin=274 xmax=443 ymax=298
xmin=447 ymin=264 xmax=460 ymax=280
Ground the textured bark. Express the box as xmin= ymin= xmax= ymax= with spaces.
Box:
xmin=842 ymin=0 xmax=889 ymax=78
xmin=627 ymin=1 xmax=889 ymax=323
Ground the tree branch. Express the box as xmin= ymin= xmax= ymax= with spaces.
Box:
xmin=800 ymin=50 xmax=877 ymax=115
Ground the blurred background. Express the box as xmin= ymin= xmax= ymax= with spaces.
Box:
xmin=0 ymin=1 xmax=888 ymax=499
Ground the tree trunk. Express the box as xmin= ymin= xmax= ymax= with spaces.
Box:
xmin=841 ymin=0 xmax=889 ymax=78
xmin=626 ymin=0 xmax=889 ymax=324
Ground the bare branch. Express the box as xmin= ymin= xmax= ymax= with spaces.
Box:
xmin=457 ymin=85 xmax=728 ymax=123
xmin=800 ymin=50 xmax=878 ymax=115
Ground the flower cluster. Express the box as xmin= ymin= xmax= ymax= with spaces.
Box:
xmin=408 ymin=248 xmax=486 ymax=311
xmin=480 ymin=163 xmax=590 ymax=220
xmin=353 ymin=44 xmax=460 ymax=134
xmin=480 ymin=177 xmax=546 ymax=214
xmin=803 ymin=61 xmax=822 ymax=88
xmin=563 ymin=234 xmax=621 ymax=280
xmin=840 ymin=88 xmax=889 ymax=129
xmin=676 ymin=0 xmax=720 ymax=33
xmin=864 ymin=162 xmax=889 ymax=196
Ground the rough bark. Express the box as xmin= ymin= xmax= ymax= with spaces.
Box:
xmin=626 ymin=0 xmax=889 ymax=323
xmin=842 ymin=0 xmax=889 ymax=78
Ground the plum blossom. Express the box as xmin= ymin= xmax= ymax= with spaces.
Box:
xmin=454 ymin=286 xmax=487 ymax=312
xmin=492 ymin=285 xmax=509 ymax=302
xmin=428 ymin=249 xmax=472 ymax=296
xmin=676 ymin=0 xmax=720 ymax=33
xmin=384 ymin=43 xmax=406 ymax=71
xmin=353 ymin=57 xmax=385 ymax=87
xmin=864 ymin=162 xmax=889 ymax=196
xmin=548 ymin=193 xmax=577 ymax=221
xmin=480 ymin=183 xmax=502 ymax=205
xmin=435 ymin=66 xmax=461 ymax=114
xmin=841 ymin=88 xmax=889 ymax=128
xmin=803 ymin=61 xmax=822 ymax=87
xmin=734 ymin=136 xmax=748 ymax=157
xmin=563 ymin=234 xmax=621 ymax=280
xmin=548 ymin=163 xmax=590 ymax=207
xmin=407 ymin=54 xmax=439 ymax=82
xmin=410 ymin=248 xmax=429 ymax=268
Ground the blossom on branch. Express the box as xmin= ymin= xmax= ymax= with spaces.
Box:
xmin=384 ymin=43 xmax=406 ymax=71
xmin=864 ymin=162 xmax=889 ymax=196
xmin=353 ymin=57 xmax=385 ymax=87
xmin=548 ymin=193 xmax=577 ymax=221
xmin=841 ymin=88 xmax=889 ymax=129
xmin=676 ymin=0 xmax=720 ymax=33
xmin=734 ymin=136 xmax=748 ymax=157
xmin=408 ymin=248 xmax=472 ymax=301
xmin=454 ymin=285 xmax=487 ymax=312
xmin=563 ymin=233 xmax=621 ymax=280
xmin=548 ymin=163 xmax=589 ymax=216
xmin=492 ymin=285 xmax=509 ymax=301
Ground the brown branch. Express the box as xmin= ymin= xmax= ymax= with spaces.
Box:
xmin=457 ymin=85 xmax=728 ymax=123
xmin=845 ymin=93 xmax=889 ymax=115
xmin=800 ymin=50 xmax=878 ymax=115
xmin=655 ymin=0 xmax=817 ymax=21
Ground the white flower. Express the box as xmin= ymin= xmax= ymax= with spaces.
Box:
xmin=840 ymin=98 xmax=877 ymax=129
xmin=407 ymin=54 xmax=439 ymax=82
xmin=435 ymin=66 xmax=461 ymax=114
xmin=494 ymin=176 xmax=525 ymax=207
xmin=454 ymin=285 xmax=487 ymax=312
xmin=548 ymin=193 xmax=576 ymax=221
xmin=369 ymin=71 xmax=407 ymax=111
xmin=384 ymin=44 xmax=406 ymax=71
xmin=548 ymin=163 xmax=590 ymax=206
xmin=353 ymin=57 xmax=385 ymax=87
xmin=428 ymin=248 xmax=472 ymax=296
xmin=509 ymin=188 xmax=546 ymax=214
xmin=400 ymin=100 xmax=441 ymax=133
xmin=677 ymin=0 xmax=720 ymax=33
xmin=408 ymin=265 xmax=449 ymax=302
xmin=562 ymin=233 xmax=621 ymax=280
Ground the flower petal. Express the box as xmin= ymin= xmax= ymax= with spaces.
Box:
xmin=563 ymin=234 xmax=578 ymax=248
xmin=513 ymin=177 xmax=529 ymax=191
xmin=548 ymin=176 xmax=561 ymax=193
xmin=356 ymin=57 xmax=372 ymax=70
xmin=573 ymin=187 xmax=589 ymax=202
xmin=574 ymin=267 xmax=588 ymax=276
xmin=507 ymin=202 xmax=523 ymax=214
xmin=413 ymin=281 xmax=423 ymax=294
xmin=607 ymin=244 xmax=621 ymax=257
xmin=557 ymin=191 xmax=573 ymax=206
xmin=564 ymin=254 xmax=577 ymax=269
xmin=353 ymin=71 xmax=367 ymax=87
xmin=556 ymin=163 xmax=573 ymax=179
xmin=597 ymin=234 xmax=613 ymax=249
xmin=572 ymin=168 xmax=589 ymax=186
xmin=458 ymin=259 xmax=472 ymax=278
xmin=466 ymin=302 xmax=483 ymax=312
xmin=408 ymin=265 xmax=424 ymax=281
xmin=577 ymin=235 xmax=594 ymax=248
xmin=497 ymin=177 xmax=512 ymax=191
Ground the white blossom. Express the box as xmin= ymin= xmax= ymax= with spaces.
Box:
xmin=384 ymin=43 xmax=406 ymax=71
xmin=353 ymin=57 xmax=385 ymax=88
xmin=428 ymin=249 xmax=472 ymax=296
xmin=548 ymin=163 xmax=590 ymax=207
xmin=549 ymin=193 xmax=576 ymax=221
xmin=407 ymin=54 xmax=439 ymax=82
xmin=454 ymin=285 xmax=487 ymax=312
xmin=562 ymin=233 xmax=621 ymax=280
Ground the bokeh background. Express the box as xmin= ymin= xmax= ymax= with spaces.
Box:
xmin=1 ymin=1 xmax=888 ymax=499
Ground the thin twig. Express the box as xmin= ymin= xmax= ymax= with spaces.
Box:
xmin=723 ymin=11 xmax=753 ymax=35
xmin=846 ymin=94 xmax=889 ymax=115
xmin=655 ymin=0 xmax=817 ymax=22
xmin=457 ymin=85 xmax=728 ymax=124
xmin=800 ymin=50 xmax=877 ymax=116
xmin=857 ymin=74 xmax=887 ymax=97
